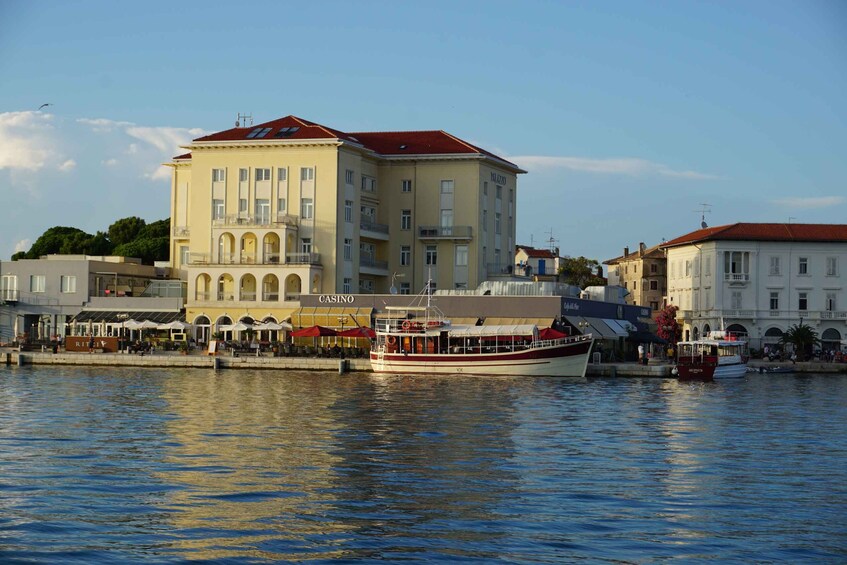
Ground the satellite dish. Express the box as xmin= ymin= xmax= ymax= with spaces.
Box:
xmin=390 ymin=286 xmax=398 ymax=295
xmin=701 ymin=221 xmax=708 ymax=228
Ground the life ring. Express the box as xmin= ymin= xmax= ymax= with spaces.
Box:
xmin=387 ymin=335 xmax=397 ymax=345
xmin=401 ymin=320 xmax=411 ymax=331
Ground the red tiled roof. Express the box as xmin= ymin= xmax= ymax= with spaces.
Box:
xmin=517 ymin=245 xmax=556 ymax=259
xmin=662 ymin=223 xmax=847 ymax=248
xmin=188 ymin=115 xmax=519 ymax=168
xmin=173 ymin=152 xmax=191 ymax=160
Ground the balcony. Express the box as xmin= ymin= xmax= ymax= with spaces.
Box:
xmin=262 ymin=292 xmax=279 ymax=301
xmin=724 ymin=273 xmax=750 ymax=285
xmin=418 ymin=225 xmax=473 ymax=240
xmin=274 ymin=213 xmax=299 ymax=227
xmin=217 ymin=292 xmax=235 ymax=301
xmin=820 ymin=311 xmax=847 ymax=320
xmin=173 ymin=226 xmax=190 ymax=237
xmin=212 ymin=214 xmax=273 ymax=227
xmin=239 ymin=291 xmax=257 ymax=302
xmin=286 ymin=253 xmax=321 ymax=265
xmin=360 ymin=256 xmax=389 ymax=275
xmin=360 ymin=219 xmax=390 ymax=241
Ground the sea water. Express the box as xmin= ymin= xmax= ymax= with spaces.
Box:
xmin=1 ymin=366 xmax=845 ymax=563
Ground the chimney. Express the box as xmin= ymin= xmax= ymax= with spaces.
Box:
xmin=624 ymin=246 xmax=629 ymax=257
xmin=639 ymin=242 xmax=646 ymax=254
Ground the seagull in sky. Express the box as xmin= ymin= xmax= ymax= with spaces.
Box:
xmin=38 ymin=103 xmax=52 ymax=111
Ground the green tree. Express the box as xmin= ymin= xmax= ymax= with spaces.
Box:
xmin=655 ymin=304 xmax=681 ymax=344
xmin=108 ymin=217 xmax=146 ymax=247
xmin=23 ymin=226 xmax=89 ymax=258
xmin=779 ymin=321 xmax=820 ymax=361
xmin=558 ymin=256 xmax=606 ymax=288
xmin=137 ymin=219 xmax=169 ymax=240
xmin=113 ymin=237 xmax=169 ymax=265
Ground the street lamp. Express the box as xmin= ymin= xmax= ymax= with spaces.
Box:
xmin=390 ymin=272 xmax=404 ymax=295
xmin=118 ymin=313 xmax=129 ymax=353
xmin=338 ymin=316 xmax=347 ymax=348
xmin=577 ymin=321 xmax=590 ymax=336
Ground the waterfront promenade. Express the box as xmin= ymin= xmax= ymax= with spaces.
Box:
xmin=3 ymin=347 xmax=845 ymax=376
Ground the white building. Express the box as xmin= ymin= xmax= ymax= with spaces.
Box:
xmin=662 ymin=223 xmax=847 ymax=353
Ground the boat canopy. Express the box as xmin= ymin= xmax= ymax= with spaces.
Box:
xmin=448 ymin=324 xmax=539 ymax=338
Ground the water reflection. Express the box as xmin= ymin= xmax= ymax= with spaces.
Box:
xmin=1 ymin=367 xmax=845 ymax=562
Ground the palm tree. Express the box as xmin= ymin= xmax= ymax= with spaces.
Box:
xmin=779 ymin=321 xmax=820 ymax=361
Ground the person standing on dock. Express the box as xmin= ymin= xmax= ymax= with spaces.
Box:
xmin=638 ymin=343 xmax=645 ymax=365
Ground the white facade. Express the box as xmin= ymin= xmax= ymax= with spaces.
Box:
xmin=666 ymin=240 xmax=846 ymax=352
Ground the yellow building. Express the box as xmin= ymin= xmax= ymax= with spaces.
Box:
xmin=167 ymin=115 xmax=525 ymax=336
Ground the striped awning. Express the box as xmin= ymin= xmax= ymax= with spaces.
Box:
xmin=71 ymin=310 xmax=183 ymax=324
xmin=483 ymin=317 xmax=555 ymax=328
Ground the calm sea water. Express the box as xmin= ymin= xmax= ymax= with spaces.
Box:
xmin=1 ymin=366 xmax=846 ymax=563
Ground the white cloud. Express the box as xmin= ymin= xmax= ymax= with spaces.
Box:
xmin=58 ymin=159 xmax=76 ymax=172
xmin=102 ymin=158 xmax=119 ymax=167
xmin=14 ymin=239 xmax=31 ymax=253
xmin=772 ymin=196 xmax=845 ymax=209
xmin=0 ymin=111 xmax=62 ymax=171
xmin=509 ymin=155 xmax=719 ymax=180
xmin=76 ymin=117 xmax=134 ymax=132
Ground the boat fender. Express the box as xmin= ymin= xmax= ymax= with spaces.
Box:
xmin=402 ymin=320 xmax=411 ymax=331
xmin=387 ymin=335 xmax=397 ymax=345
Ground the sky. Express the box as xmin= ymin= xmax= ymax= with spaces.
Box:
xmin=1 ymin=0 xmax=845 ymax=263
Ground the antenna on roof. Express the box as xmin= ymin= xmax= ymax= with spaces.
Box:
xmin=694 ymin=203 xmax=711 ymax=228
xmin=546 ymin=228 xmax=559 ymax=254
xmin=235 ymin=113 xmax=253 ymax=128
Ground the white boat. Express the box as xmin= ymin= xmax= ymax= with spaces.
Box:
xmin=369 ymin=304 xmax=593 ymax=377
xmin=673 ymin=331 xmax=749 ymax=380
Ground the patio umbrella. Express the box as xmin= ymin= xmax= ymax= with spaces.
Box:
xmin=253 ymin=321 xmax=293 ymax=331
xmin=539 ymin=327 xmax=567 ymax=340
xmin=159 ymin=320 xmax=193 ymax=331
xmin=338 ymin=326 xmax=376 ymax=339
xmin=291 ymin=325 xmax=337 ymax=337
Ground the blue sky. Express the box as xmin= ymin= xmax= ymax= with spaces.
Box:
xmin=1 ymin=0 xmax=844 ymax=262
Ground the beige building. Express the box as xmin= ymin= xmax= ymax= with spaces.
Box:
xmin=603 ymin=242 xmax=667 ymax=316
xmin=167 ymin=115 xmax=525 ymax=329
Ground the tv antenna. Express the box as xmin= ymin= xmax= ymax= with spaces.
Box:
xmin=546 ymin=228 xmax=559 ymax=253
xmin=694 ymin=203 xmax=711 ymax=228
xmin=235 ymin=113 xmax=253 ymax=128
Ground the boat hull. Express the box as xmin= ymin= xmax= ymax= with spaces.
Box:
xmin=370 ymin=340 xmax=592 ymax=377
xmin=676 ymin=361 xmax=747 ymax=381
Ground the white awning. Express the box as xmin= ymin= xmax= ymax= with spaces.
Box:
xmin=449 ymin=324 xmax=538 ymax=338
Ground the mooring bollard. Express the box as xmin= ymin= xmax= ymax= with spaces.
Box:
xmin=339 ymin=359 xmax=347 ymax=374
xmin=213 ymin=357 xmax=221 ymax=370
xmin=17 ymin=353 xmax=25 ymax=367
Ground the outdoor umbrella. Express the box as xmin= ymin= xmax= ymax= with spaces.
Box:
xmin=337 ymin=326 xmax=376 ymax=339
xmin=291 ymin=325 xmax=337 ymax=337
xmin=253 ymin=321 xmax=293 ymax=331
xmin=538 ymin=327 xmax=567 ymax=340
xmin=159 ymin=320 xmax=193 ymax=331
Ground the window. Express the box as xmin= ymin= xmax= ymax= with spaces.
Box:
xmin=239 ymin=168 xmax=248 ymax=182
xmin=278 ymin=198 xmax=286 ymax=213
xmin=344 ymin=200 xmax=353 ymax=223
xmin=482 ymin=209 xmax=488 ymax=231
xmin=345 ymin=169 xmax=354 ymax=185
xmin=704 ymin=258 xmax=711 ymax=276
xmin=440 ymin=180 xmax=454 ymax=194
xmin=633 ymin=281 xmax=637 ymax=290
xmin=731 ymin=291 xmax=742 ymax=309
xmin=301 ymin=198 xmax=313 ymax=219
xmin=301 ymin=238 xmax=312 ymax=254
xmin=301 ymin=167 xmax=314 ymax=181
xmin=441 ymin=209 xmax=453 ymax=230
xmin=239 ymin=198 xmax=248 ymax=214
xmin=277 ymin=167 xmax=287 ymax=181
xmin=650 ymin=280 xmax=658 ymax=291
xmin=425 ymin=245 xmax=437 ymax=265
xmin=30 ymin=275 xmax=45 ymax=293
xmin=344 ymin=239 xmax=352 ymax=261
xmin=212 ymin=169 xmax=225 ymax=182
xmin=650 ymin=263 xmax=658 ymax=274
xmin=180 ymin=245 xmax=189 ymax=266
xmin=826 ymin=257 xmax=837 ymax=276
xmin=826 ymin=292 xmax=836 ymax=311
xmin=685 ymin=260 xmax=691 ymax=277
xmin=400 ymin=282 xmax=411 ymax=295
xmin=455 ymin=245 xmax=468 ymax=266
xmin=0 ymin=275 xmax=17 ymax=301
xmin=401 ymin=179 xmax=412 ymax=192
xmin=495 ymin=212 xmax=501 ymax=234
xmin=496 ymin=185 xmax=502 ymax=199
xmin=343 ymin=278 xmax=351 ymax=294
xmin=60 ymin=275 xmax=76 ymax=293
xmin=361 ymin=176 xmax=376 ymax=192
xmin=650 ymin=301 xmax=659 ymax=311
xmin=770 ymin=292 xmax=779 ymax=311
xmin=401 ymin=245 xmax=411 ymax=266
xmin=255 ymin=199 xmax=270 ymax=224
xmin=724 ymin=251 xmax=750 ymax=280
xmin=799 ymin=292 xmax=808 ymax=311
xmin=769 ymin=256 xmax=781 ymax=276
xmin=483 ymin=182 xmax=488 ymax=196
xmin=401 ymin=210 xmax=411 ymax=230
xmin=799 ymin=257 xmax=808 ymax=275
xmin=255 ymin=168 xmax=271 ymax=181
xmin=212 ymin=199 xmax=224 ymax=219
